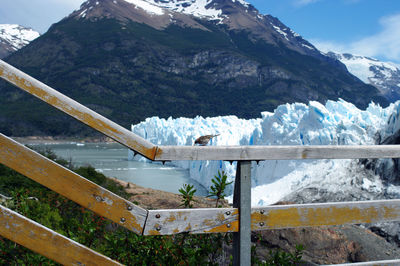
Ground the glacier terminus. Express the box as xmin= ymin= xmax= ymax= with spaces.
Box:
xmin=130 ymin=99 xmax=400 ymax=206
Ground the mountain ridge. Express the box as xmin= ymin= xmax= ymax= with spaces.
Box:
xmin=326 ymin=51 xmax=400 ymax=102
xmin=68 ymin=0 xmax=322 ymax=58
xmin=0 ymin=0 xmax=387 ymax=136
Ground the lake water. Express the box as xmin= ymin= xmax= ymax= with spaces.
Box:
xmin=28 ymin=142 xmax=208 ymax=196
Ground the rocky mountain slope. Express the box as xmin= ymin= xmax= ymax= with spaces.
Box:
xmin=0 ymin=0 xmax=387 ymax=136
xmin=327 ymin=52 xmax=400 ymax=102
xmin=0 ymin=24 xmax=39 ymax=59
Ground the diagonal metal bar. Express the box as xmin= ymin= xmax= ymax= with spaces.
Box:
xmin=0 ymin=204 xmax=122 ymax=265
xmin=0 ymin=59 xmax=157 ymax=160
xmin=0 ymin=133 xmax=147 ymax=234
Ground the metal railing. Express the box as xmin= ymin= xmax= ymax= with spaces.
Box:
xmin=1 ymin=59 xmax=400 ymax=265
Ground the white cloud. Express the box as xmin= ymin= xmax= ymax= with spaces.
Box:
xmin=311 ymin=13 xmax=400 ymax=64
xmin=349 ymin=14 xmax=400 ymax=62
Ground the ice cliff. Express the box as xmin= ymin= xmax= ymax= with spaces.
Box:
xmin=130 ymin=99 xmax=400 ymax=205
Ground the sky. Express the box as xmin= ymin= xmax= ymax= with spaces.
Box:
xmin=0 ymin=0 xmax=400 ymax=64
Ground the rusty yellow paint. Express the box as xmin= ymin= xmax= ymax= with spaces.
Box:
xmin=205 ymin=220 xmax=239 ymax=233
xmin=383 ymin=206 xmax=399 ymax=220
xmin=203 ymin=219 xmax=217 ymax=227
xmin=166 ymin=214 xmax=176 ymax=223
xmin=185 ymin=223 xmax=192 ymax=231
xmin=147 ymin=229 xmax=161 ymax=235
xmin=217 ymin=213 xmax=226 ymax=222
xmin=0 ymin=134 xmax=147 ymax=234
xmin=0 ymin=205 xmax=122 ymax=265
xmin=0 ymin=60 xmax=157 ymax=160
xmin=251 ymin=201 xmax=400 ymax=230
xmin=144 ymin=209 xmax=239 ymax=235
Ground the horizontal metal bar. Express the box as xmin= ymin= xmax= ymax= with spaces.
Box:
xmin=154 ymin=145 xmax=400 ymax=161
xmin=251 ymin=199 xmax=400 ymax=230
xmin=0 ymin=204 xmax=122 ymax=265
xmin=144 ymin=208 xmax=238 ymax=235
xmin=0 ymin=59 xmax=157 ymax=160
xmin=0 ymin=133 xmax=147 ymax=234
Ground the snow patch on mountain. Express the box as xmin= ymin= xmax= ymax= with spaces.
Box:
xmin=123 ymin=0 xmax=165 ymax=15
xmin=145 ymin=0 xmax=225 ymax=21
xmin=0 ymin=24 xmax=39 ymax=51
xmin=232 ymin=0 xmax=249 ymax=7
xmin=130 ymin=99 xmax=400 ymax=206
xmin=271 ymin=24 xmax=289 ymax=41
xmin=326 ymin=52 xmax=400 ymax=101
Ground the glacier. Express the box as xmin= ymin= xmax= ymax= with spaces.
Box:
xmin=130 ymin=99 xmax=400 ymax=206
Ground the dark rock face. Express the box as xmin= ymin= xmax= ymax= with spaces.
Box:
xmin=0 ymin=42 xmax=13 ymax=58
xmin=0 ymin=0 xmax=387 ymax=136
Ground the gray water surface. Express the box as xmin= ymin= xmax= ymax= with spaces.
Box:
xmin=30 ymin=142 xmax=208 ymax=196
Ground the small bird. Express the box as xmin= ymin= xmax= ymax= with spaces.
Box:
xmin=194 ymin=134 xmax=220 ymax=146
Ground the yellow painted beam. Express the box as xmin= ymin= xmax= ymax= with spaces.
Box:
xmin=0 ymin=133 xmax=147 ymax=234
xmin=145 ymin=200 xmax=400 ymax=235
xmin=144 ymin=208 xmax=239 ymax=235
xmin=0 ymin=204 xmax=122 ymax=265
xmin=252 ymin=200 xmax=400 ymax=230
xmin=0 ymin=59 xmax=157 ymax=160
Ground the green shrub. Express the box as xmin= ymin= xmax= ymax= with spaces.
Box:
xmin=0 ymin=149 xmax=303 ymax=265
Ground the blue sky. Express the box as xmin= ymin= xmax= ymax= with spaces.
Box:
xmin=1 ymin=0 xmax=400 ymax=64
xmin=248 ymin=0 xmax=400 ymax=64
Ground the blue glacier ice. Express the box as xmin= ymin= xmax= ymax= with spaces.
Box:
xmin=130 ymin=99 xmax=400 ymax=206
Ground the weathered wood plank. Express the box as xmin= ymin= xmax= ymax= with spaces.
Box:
xmin=0 ymin=59 xmax=156 ymax=160
xmin=144 ymin=208 xmax=238 ymax=235
xmin=0 ymin=134 xmax=147 ymax=234
xmin=144 ymin=200 xmax=400 ymax=235
xmin=0 ymin=204 xmax=122 ymax=265
xmin=155 ymin=145 xmax=400 ymax=161
xmin=251 ymin=200 xmax=400 ymax=230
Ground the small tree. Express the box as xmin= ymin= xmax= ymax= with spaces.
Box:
xmin=178 ymin=184 xmax=197 ymax=208
xmin=207 ymin=170 xmax=232 ymax=208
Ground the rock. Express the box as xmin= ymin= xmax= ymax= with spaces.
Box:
xmin=252 ymin=225 xmax=400 ymax=264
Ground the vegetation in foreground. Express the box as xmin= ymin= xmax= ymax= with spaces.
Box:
xmin=0 ymin=148 xmax=303 ymax=265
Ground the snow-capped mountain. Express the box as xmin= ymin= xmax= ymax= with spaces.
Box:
xmin=0 ymin=24 xmax=40 ymax=58
xmin=0 ymin=0 xmax=386 ymax=136
xmin=71 ymin=0 xmax=320 ymax=57
xmin=130 ymin=98 xmax=400 ymax=206
xmin=326 ymin=52 xmax=400 ymax=102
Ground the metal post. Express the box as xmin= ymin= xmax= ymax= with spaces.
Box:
xmin=233 ymin=161 xmax=251 ymax=266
